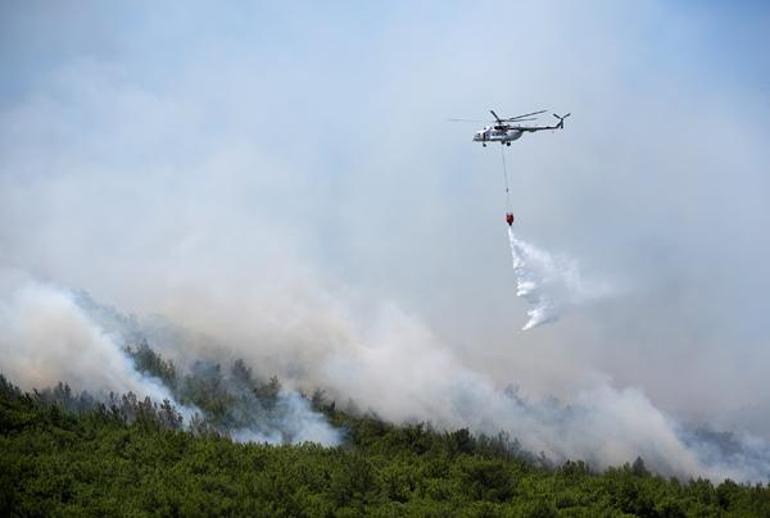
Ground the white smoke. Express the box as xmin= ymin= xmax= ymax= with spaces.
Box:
xmin=319 ymin=303 xmax=713 ymax=479
xmin=2 ymin=269 xmax=768 ymax=480
xmin=231 ymin=392 xmax=341 ymax=447
xmin=0 ymin=271 xmax=340 ymax=446
xmin=0 ymin=271 xmax=178 ymax=404
xmin=72 ymin=281 xmax=767 ymax=481
xmin=507 ymin=227 xmax=612 ymax=330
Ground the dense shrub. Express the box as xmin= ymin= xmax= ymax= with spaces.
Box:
xmin=1 ymin=374 xmax=769 ymax=516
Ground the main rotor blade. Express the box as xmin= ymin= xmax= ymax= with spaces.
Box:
xmin=490 ymin=110 xmax=503 ymax=123
xmin=448 ymin=116 xmax=540 ymax=123
xmin=506 ymin=109 xmax=548 ymax=121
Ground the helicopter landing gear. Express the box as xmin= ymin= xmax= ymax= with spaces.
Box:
xmin=506 ymin=141 xmax=511 ymax=146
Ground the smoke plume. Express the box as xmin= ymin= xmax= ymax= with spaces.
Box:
xmin=0 ymin=271 xmax=341 ymax=446
xmin=1 ymin=267 xmax=769 ymax=480
xmin=0 ymin=272 xmax=177 ymax=405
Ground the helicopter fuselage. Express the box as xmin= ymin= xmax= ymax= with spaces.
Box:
xmin=473 ymin=126 xmax=523 ymax=145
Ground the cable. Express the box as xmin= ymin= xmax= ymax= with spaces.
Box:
xmin=500 ymin=145 xmax=511 ymax=211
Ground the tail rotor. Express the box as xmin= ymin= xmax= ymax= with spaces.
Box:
xmin=553 ymin=112 xmax=571 ymax=129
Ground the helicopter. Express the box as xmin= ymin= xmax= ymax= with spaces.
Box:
xmin=451 ymin=110 xmax=571 ymax=146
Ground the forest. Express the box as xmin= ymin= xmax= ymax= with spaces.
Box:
xmin=1 ymin=345 xmax=769 ymax=516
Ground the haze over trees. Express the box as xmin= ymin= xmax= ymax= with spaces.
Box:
xmin=2 ymin=347 xmax=769 ymax=516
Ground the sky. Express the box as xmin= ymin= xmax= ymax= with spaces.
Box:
xmin=1 ymin=1 xmax=770 ymax=477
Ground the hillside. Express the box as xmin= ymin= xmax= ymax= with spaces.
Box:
xmin=1 ymin=374 xmax=768 ymax=517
